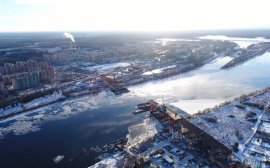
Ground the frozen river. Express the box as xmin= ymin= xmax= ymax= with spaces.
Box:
xmin=0 ymin=52 xmax=270 ymax=168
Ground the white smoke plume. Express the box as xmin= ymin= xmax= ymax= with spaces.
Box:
xmin=63 ymin=32 xmax=75 ymax=43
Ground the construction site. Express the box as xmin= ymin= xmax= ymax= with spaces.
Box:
xmin=91 ymin=100 xmax=250 ymax=168
xmin=101 ymin=75 xmax=129 ymax=95
xmin=137 ymin=100 xmax=233 ymax=167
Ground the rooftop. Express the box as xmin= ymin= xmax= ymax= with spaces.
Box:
xmin=165 ymin=104 xmax=190 ymax=119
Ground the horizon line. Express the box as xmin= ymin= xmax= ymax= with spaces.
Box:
xmin=0 ymin=28 xmax=270 ymax=33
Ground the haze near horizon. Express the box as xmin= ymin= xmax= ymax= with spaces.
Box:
xmin=0 ymin=0 xmax=270 ymax=32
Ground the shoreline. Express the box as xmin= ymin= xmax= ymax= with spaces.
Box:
xmin=0 ymin=59 xmax=207 ymax=121
xmin=0 ymin=51 xmax=268 ymax=122
xmin=91 ymin=85 xmax=270 ymax=167
xmin=0 ymin=95 xmax=66 ymax=120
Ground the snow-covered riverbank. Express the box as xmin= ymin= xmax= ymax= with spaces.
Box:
xmin=190 ymin=88 xmax=270 ymax=167
xmin=0 ymin=92 xmax=66 ymax=119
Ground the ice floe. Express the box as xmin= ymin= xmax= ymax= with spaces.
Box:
xmin=53 ymin=155 xmax=64 ymax=164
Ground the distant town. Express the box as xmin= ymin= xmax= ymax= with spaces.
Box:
xmin=1 ymin=33 xmax=270 ymax=116
xmin=1 ymin=34 xmax=240 ymax=116
xmin=0 ymin=32 xmax=270 ymax=168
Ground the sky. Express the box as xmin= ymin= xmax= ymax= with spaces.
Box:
xmin=0 ymin=0 xmax=270 ymax=32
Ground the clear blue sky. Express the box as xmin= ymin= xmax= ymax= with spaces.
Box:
xmin=0 ymin=0 xmax=270 ymax=32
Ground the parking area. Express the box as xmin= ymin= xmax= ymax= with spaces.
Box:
xmin=137 ymin=132 xmax=210 ymax=168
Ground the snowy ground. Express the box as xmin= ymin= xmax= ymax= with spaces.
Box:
xmin=84 ymin=62 xmax=130 ymax=72
xmin=89 ymin=152 xmax=126 ymax=168
xmin=142 ymin=65 xmax=176 ymax=76
xmin=199 ymin=56 xmax=233 ymax=71
xmin=0 ymin=92 xmax=65 ymax=117
xmin=241 ymin=97 xmax=270 ymax=167
xmin=190 ymin=89 xmax=270 ymax=148
xmin=170 ymin=99 xmax=225 ymax=115
xmin=190 ymin=88 xmax=270 ymax=168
